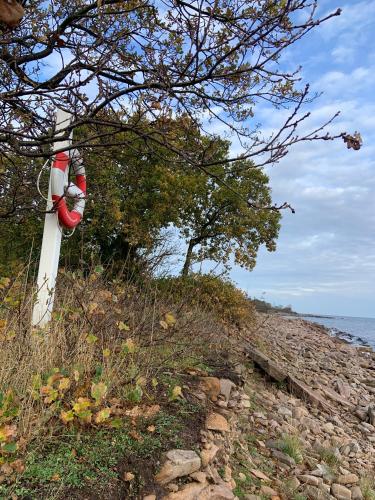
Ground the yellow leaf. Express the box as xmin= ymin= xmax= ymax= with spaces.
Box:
xmin=117 ymin=321 xmax=130 ymax=331
xmin=151 ymin=378 xmax=158 ymax=388
xmin=88 ymin=302 xmax=98 ymax=314
xmin=102 ymin=348 xmax=111 ymax=358
xmin=122 ymin=338 xmax=136 ymax=354
xmin=58 ymin=377 xmax=71 ymax=392
xmin=91 ymin=382 xmax=108 ymax=404
xmin=51 ymin=473 xmax=61 ymax=481
xmin=165 ymin=312 xmax=176 ymax=327
xmin=170 ymin=385 xmax=182 ymax=401
xmin=86 ymin=333 xmax=98 ymax=344
xmin=94 ymin=408 xmax=111 ymax=423
xmin=0 ymin=319 xmax=7 ymax=330
xmin=72 ymin=397 xmax=91 ymax=414
xmin=60 ymin=410 xmax=75 ymax=424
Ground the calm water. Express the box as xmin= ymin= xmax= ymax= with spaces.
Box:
xmin=300 ymin=315 xmax=375 ymax=349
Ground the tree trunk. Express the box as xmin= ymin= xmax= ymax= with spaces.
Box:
xmin=182 ymin=239 xmax=195 ymax=277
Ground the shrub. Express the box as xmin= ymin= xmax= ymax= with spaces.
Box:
xmin=156 ymin=274 xmax=256 ymax=327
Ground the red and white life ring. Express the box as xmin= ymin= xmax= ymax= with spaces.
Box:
xmin=51 ymin=149 xmax=86 ymax=229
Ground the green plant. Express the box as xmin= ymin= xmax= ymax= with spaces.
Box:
xmin=278 ymin=434 xmax=303 ymax=464
xmin=316 ymin=446 xmax=341 ymax=469
xmin=361 ymin=476 xmax=375 ymax=500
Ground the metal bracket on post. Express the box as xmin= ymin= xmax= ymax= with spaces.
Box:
xmin=32 ymin=110 xmax=72 ymax=327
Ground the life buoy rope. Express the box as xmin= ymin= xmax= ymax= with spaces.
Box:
xmin=51 ymin=149 xmax=86 ymax=230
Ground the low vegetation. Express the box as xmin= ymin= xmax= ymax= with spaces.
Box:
xmin=0 ymin=266 xmax=255 ymax=498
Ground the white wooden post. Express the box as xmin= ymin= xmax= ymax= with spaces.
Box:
xmin=32 ymin=110 xmax=72 ymax=327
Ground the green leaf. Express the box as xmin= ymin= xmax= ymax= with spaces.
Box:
xmin=91 ymin=382 xmax=108 ymax=405
xmin=2 ymin=442 xmax=17 ymax=453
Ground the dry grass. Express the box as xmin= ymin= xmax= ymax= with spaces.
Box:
xmin=0 ymin=267 xmax=249 ymax=449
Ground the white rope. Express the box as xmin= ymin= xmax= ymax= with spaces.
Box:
xmin=36 ymin=159 xmax=52 ymax=202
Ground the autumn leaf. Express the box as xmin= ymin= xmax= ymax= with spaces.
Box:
xmin=88 ymin=302 xmax=98 ymax=314
xmin=72 ymin=397 xmax=92 ymax=422
xmin=169 ymin=385 xmax=183 ymax=401
xmin=165 ymin=312 xmax=176 ymax=327
xmin=103 ymin=348 xmax=111 ymax=358
xmin=86 ymin=333 xmax=98 ymax=344
xmin=0 ymin=424 xmax=17 ymax=443
xmin=121 ymin=338 xmax=136 ymax=354
xmin=91 ymin=382 xmax=108 ymax=405
xmin=117 ymin=321 xmax=130 ymax=331
xmin=95 ymin=408 xmax=111 ymax=423
xmin=58 ymin=377 xmax=71 ymax=392
xmin=60 ymin=410 xmax=75 ymax=424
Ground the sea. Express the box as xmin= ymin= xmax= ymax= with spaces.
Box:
xmin=299 ymin=315 xmax=375 ymax=350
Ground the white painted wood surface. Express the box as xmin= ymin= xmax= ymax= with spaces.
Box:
xmin=32 ymin=110 xmax=72 ymax=327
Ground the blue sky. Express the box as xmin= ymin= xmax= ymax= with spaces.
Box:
xmin=230 ymin=0 xmax=375 ymax=317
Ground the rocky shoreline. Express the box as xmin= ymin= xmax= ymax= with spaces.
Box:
xmin=141 ymin=314 xmax=375 ymax=499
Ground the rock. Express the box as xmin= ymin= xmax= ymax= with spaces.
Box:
xmin=271 ymin=450 xmax=296 ymax=466
xmin=259 ymin=485 xmax=278 ymax=496
xmin=143 ymin=496 xmax=156 ymax=500
xmin=201 ymin=443 xmax=220 ymax=467
xmin=250 ymin=469 xmax=270 ymax=481
xmin=190 ymin=471 xmax=207 ymax=483
xmin=293 ymin=406 xmax=309 ymax=419
xmin=166 ymin=483 xmax=179 ymax=492
xmin=199 ymin=484 xmax=235 ymax=499
xmin=238 ymin=472 xmax=247 ymax=481
xmin=351 ymin=486 xmax=363 ymax=500
xmin=206 ymin=413 xmax=229 ymax=432
xmin=245 ymin=346 xmax=287 ymax=383
xmin=220 ymin=379 xmax=236 ymax=401
xmin=336 ymin=474 xmax=359 ymax=485
xmin=123 ymin=471 xmax=135 ymax=481
xmin=243 ymin=496 xmax=261 ymax=500
xmin=335 ymin=379 xmax=351 ymax=399
xmin=331 ymin=483 xmax=352 ymax=499
xmin=155 ymin=450 xmax=201 ymax=484
xmin=302 ymin=485 xmax=330 ymax=500
xmin=368 ymin=404 xmax=375 ymax=426
xmin=298 ymin=475 xmax=322 ymax=487
xmin=320 ymin=385 xmax=354 ymax=409
xmin=166 ymin=482 xmax=207 ymax=499
xmin=199 ymin=377 xmax=221 ymax=401
xmin=278 ymin=406 xmax=292 ymax=418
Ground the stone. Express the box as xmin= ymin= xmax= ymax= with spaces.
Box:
xmin=351 ymin=486 xmax=364 ymax=500
xmin=166 ymin=482 xmax=207 ymax=499
xmin=155 ymin=449 xmax=201 ymax=484
xmin=331 ymin=483 xmax=352 ymax=499
xmin=335 ymin=379 xmax=351 ymax=399
xmin=303 ymin=485 xmax=330 ymax=500
xmin=220 ymin=379 xmax=236 ymax=401
xmin=298 ymin=475 xmax=322 ymax=487
xmin=243 ymin=496 xmax=261 ymax=500
xmin=278 ymin=406 xmax=293 ymax=418
xmin=250 ymin=469 xmax=270 ymax=481
xmin=123 ymin=471 xmax=135 ymax=481
xmin=259 ymin=485 xmax=278 ymax=496
xmin=368 ymin=405 xmax=375 ymax=426
xmin=293 ymin=406 xmax=309 ymax=419
xmin=206 ymin=413 xmax=229 ymax=432
xmin=271 ymin=450 xmax=296 ymax=466
xmin=190 ymin=471 xmax=207 ymax=483
xmin=199 ymin=484 xmax=235 ymax=499
xmin=143 ymin=496 xmax=156 ymax=500
xmin=238 ymin=472 xmax=247 ymax=482
xmin=199 ymin=377 xmax=221 ymax=401
xmin=201 ymin=443 xmax=220 ymax=467
xmin=336 ymin=474 xmax=359 ymax=485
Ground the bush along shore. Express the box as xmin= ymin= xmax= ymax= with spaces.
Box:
xmin=0 ymin=272 xmax=375 ymax=499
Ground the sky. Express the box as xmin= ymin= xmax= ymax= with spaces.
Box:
xmin=230 ymin=0 xmax=375 ymax=317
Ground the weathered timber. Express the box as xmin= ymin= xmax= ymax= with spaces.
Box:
xmin=245 ymin=344 xmax=333 ymax=412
